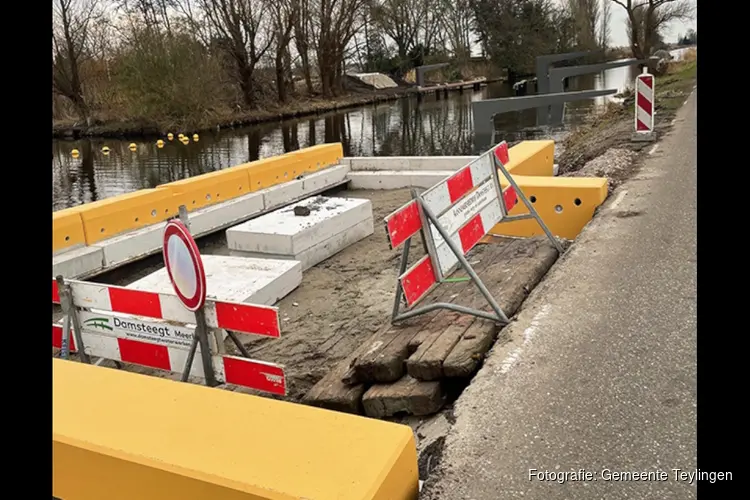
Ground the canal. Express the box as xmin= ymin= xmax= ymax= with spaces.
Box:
xmin=53 ymin=48 xmax=691 ymax=210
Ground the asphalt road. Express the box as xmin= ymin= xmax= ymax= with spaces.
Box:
xmin=422 ymin=89 xmax=697 ymax=500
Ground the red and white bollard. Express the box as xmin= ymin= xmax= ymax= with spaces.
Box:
xmin=633 ymin=67 xmax=655 ymax=142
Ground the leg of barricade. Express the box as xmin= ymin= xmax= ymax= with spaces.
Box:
xmin=55 ymin=275 xmax=90 ymax=364
xmin=391 ymin=237 xmax=411 ymax=322
xmin=493 ymin=156 xmax=565 ymax=255
xmin=417 ymin=198 xmax=510 ymax=324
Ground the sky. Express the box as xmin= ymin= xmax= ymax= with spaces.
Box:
xmin=599 ymin=0 xmax=698 ymax=47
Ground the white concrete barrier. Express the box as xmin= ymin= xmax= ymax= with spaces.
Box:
xmin=347 ymin=170 xmax=453 ymax=190
xmin=343 ymin=156 xmax=477 ymax=172
xmin=227 ymin=196 xmax=373 ymax=271
xmin=128 ymin=255 xmax=303 ymax=307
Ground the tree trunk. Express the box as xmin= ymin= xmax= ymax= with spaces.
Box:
xmin=275 ymin=48 xmax=287 ymax=103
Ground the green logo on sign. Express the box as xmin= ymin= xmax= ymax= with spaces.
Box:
xmin=84 ymin=317 xmax=113 ymax=331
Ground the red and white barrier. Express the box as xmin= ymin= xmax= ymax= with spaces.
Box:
xmin=385 ymin=142 xmax=519 ymax=306
xmin=52 ymin=278 xmax=280 ymax=338
xmin=52 ymin=278 xmax=287 ymax=395
xmin=385 ymin=142 xmax=516 ymax=251
xmin=635 ymin=70 xmax=655 ymax=134
xmin=51 ymin=324 xmax=286 ymax=394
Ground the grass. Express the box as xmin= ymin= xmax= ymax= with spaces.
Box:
xmin=656 ymin=53 xmax=697 ymax=111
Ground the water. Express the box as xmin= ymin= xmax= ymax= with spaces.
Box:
xmin=52 ymin=52 xmax=681 ymax=210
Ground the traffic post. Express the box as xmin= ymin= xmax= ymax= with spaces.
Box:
xmin=383 ymin=141 xmax=564 ymax=324
xmin=633 ymin=67 xmax=656 ymax=142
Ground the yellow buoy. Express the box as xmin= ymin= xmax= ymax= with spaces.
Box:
xmin=192 ymin=133 xmax=199 ymax=142
xmin=181 ymin=138 xmax=190 ymax=145
xmin=167 ymin=133 xmax=174 ymax=141
xmin=129 ymin=143 xmax=137 ymax=151
xmin=178 ymin=133 xmax=185 ymax=139
xmin=71 ymin=149 xmax=80 ymax=157
xmin=101 ymin=146 xmax=110 ymax=154
xmin=156 ymin=140 xmax=165 ymax=148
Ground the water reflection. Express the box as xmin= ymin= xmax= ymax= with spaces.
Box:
xmin=54 ymin=52 xmax=687 ymax=210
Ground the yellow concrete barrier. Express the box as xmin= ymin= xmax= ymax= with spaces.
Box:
xmin=78 ymin=189 xmax=178 ymax=245
xmin=248 ymin=156 xmax=302 ymax=190
xmin=53 ymin=359 xmax=419 ymax=500
xmin=493 ymin=175 xmax=609 ymax=240
xmin=159 ymin=166 xmax=252 ymax=211
xmin=289 ymin=143 xmax=344 ymax=173
xmin=505 ymin=140 xmax=555 ymax=176
xmin=53 ymin=209 xmax=87 ymax=253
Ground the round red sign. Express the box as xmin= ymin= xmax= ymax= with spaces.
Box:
xmin=162 ymin=219 xmax=207 ymax=311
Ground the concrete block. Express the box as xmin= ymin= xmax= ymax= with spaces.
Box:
xmin=226 ymin=196 xmax=373 ymax=271
xmin=231 ymin=217 xmax=374 ymax=271
xmin=260 ymin=179 xmax=305 ymax=209
xmin=553 ymin=163 xmax=560 ymax=176
xmin=93 ymin=223 xmax=163 ymax=268
xmin=345 ymin=156 xmax=475 ymax=171
xmin=347 ymin=171 xmax=452 ymax=190
xmin=301 ymin=164 xmax=349 ymax=191
xmin=127 ymin=255 xmax=302 ymax=306
xmin=53 ymin=359 xmax=419 ymax=500
xmin=188 ymin=191 xmax=264 ymax=237
xmin=52 ymin=246 xmax=104 ymax=279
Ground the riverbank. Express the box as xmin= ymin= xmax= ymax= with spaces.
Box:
xmin=557 ymin=50 xmax=697 ymax=186
xmin=53 ymin=79 xmax=496 ymax=141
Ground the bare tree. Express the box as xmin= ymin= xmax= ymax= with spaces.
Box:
xmin=293 ymin=0 xmax=315 ymax=94
xmin=441 ymin=0 xmax=473 ymax=61
xmin=370 ymin=0 xmax=424 ymax=62
xmin=313 ymin=0 xmax=366 ymax=97
xmin=198 ymin=0 xmax=274 ymax=107
xmin=52 ymin=0 xmax=102 ymax=123
xmin=270 ymin=0 xmax=298 ymax=103
xmin=608 ymin=0 xmax=695 ymax=59
xmin=566 ymin=0 xmax=599 ymax=51
xmin=598 ymin=0 xmax=612 ymax=49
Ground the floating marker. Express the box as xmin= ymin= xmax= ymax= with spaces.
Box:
xmin=156 ymin=140 xmax=165 ymax=148
xmin=192 ymin=133 xmax=199 ymax=142
xmin=167 ymin=133 xmax=174 ymax=141
xmin=101 ymin=146 xmax=110 ymax=154
xmin=71 ymin=149 xmax=80 ymax=157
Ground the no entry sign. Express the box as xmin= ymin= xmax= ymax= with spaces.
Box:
xmin=162 ymin=219 xmax=207 ymax=311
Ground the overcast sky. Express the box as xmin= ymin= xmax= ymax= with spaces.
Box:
xmin=599 ymin=0 xmax=698 ymax=47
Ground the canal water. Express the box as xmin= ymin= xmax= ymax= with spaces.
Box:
xmin=53 ymin=49 xmax=690 ymax=210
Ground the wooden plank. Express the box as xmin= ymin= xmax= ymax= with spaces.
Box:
xmin=406 ymin=314 xmax=474 ymax=381
xmin=443 ymin=238 xmax=559 ymax=378
xmin=350 ymin=243 xmax=501 ymax=384
xmin=405 ymin=237 xmax=535 ymax=381
xmin=301 ymin=323 xmax=394 ymax=414
xmin=362 ymin=376 xmax=445 ymax=418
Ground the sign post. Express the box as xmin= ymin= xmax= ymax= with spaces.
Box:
xmin=162 ymin=216 xmax=216 ymax=386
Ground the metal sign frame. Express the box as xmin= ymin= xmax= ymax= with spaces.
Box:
xmin=384 ymin=142 xmax=564 ymax=325
xmin=52 ymin=206 xmax=287 ymax=396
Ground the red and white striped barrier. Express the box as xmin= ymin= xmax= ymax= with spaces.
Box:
xmin=51 ymin=324 xmax=285 ymax=394
xmin=52 ymin=278 xmax=287 ymax=395
xmin=384 ymin=142 xmax=518 ymax=306
xmin=53 ymin=279 xmax=280 ymax=337
xmin=635 ymin=70 xmax=655 ymax=134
